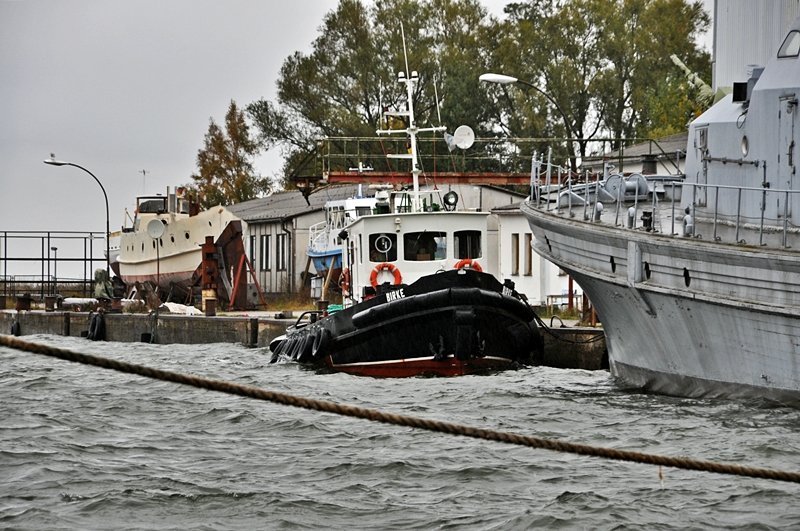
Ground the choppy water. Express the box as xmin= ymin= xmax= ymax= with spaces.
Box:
xmin=2 ymin=335 xmax=800 ymax=530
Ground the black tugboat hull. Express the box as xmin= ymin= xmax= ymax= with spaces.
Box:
xmin=270 ymin=269 xmax=542 ymax=377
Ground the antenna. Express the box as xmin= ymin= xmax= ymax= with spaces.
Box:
xmin=139 ymin=169 xmax=148 ymax=195
xmin=434 ymin=79 xmax=442 ymax=124
xmin=400 ymin=22 xmax=409 ymax=77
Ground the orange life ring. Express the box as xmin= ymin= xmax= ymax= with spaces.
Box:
xmin=454 ymin=258 xmax=483 ymax=272
xmin=339 ymin=268 xmax=351 ymax=296
xmin=370 ymin=262 xmax=402 ymax=287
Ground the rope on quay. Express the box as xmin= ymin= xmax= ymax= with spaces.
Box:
xmin=2 ymin=334 xmax=799 ymax=484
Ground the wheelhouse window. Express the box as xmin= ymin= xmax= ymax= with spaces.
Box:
xmin=779 ymin=30 xmax=800 ymax=58
xmin=137 ymin=197 xmax=168 ymax=214
xmin=404 ymin=231 xmax=446 ymax=261
xmin=454 ymin=230 xmax=481 ymax=259
xmin=369 ymin=233 xmax=397 ymax=262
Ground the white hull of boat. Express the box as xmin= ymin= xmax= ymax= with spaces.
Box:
xmin=117 ymin=206 xmax=242 ymax=289
xmin=522 ymin=202 xmax=800 ymax=403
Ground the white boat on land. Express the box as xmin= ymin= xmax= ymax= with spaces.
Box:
xmin=117 ymin=187 xmax=245 ymax=293
xmin=519 ymin=17 xmax=800 ymax=403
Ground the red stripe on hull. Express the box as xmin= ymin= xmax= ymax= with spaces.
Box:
xmin=326 ymin=355 xmax=514 ymax=377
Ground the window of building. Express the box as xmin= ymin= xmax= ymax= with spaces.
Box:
xmin=276 ymin=234 xmax=287 ymax=271
xmin=511 ymin=233 xmax=520 ymax=276
xmin=524 ymin=233 xmax=533 ymax=276
xmin=403 ymin=231 xmax=446 ymax=261
xmin=249 ymin=235 xmax=256 ymax=265
xmin=454 ymin=230 xmax=481 ymax=259
xmin=260 ymin=234 xmax=270 ymax=271
xmin=368 ymin=233 xmax=397 ymax=262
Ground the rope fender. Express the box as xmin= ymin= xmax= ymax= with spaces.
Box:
xmin=1 ymin=333 xmax=799 ymax=484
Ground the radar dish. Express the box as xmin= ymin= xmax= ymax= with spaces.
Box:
xmin=146 ymin=219 xmax=165 ymax=239
xmin=452 ymin=125 xmax=475 ymax=150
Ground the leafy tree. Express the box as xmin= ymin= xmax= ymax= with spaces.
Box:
xmin=189 ymin=100 xmax=269 ymax=208
xmin=247 ymin=0 xmax=498 ymax=185
xmin=483 ymin=0 xmax=710 ymax=168
xmin=249 ymin=0 xmax=710 ymax=181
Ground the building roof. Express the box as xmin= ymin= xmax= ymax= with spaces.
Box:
xmin=229 ymin=183 xmax=526 ymax=223
xmin=228 ymin=184 xmax=367 ymax=222
xmin=601 ymin=132 xmax=688 ymax=160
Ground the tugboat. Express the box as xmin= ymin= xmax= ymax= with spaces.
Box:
xmin=269 ymin=57 xmax=542 ymax=377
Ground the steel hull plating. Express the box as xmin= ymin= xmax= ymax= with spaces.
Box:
xmin=270 ymin=269 xmax=541 ymax=377
xmin=522 ymin=202 xmax=800 ymax=403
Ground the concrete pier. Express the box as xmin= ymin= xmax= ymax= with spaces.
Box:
xmin=1 ymin=310 xmax=288 ymax=348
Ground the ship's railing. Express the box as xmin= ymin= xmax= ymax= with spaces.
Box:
xmin=315 ymin=136 xmax=680 ymax=177
xmin=308 ymin=220 xmax=332 ymax=253
xmin=531 ymin=156 xmax=800 ymax=249
xmin=683 ymin=181 xmax=800 ymax=248
xmin=530 ymin=155 xmax=677 ymax=234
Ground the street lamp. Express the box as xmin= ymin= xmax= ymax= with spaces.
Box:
xmin=479 ymin=73 xmax=576 ymax=138
xmin=50 ymin=246 xmax=58 ymax=294
xmin=480 ymin=72 xmax=579 ymax=172
xmin=43 ymin=155 xmax=110 ymax=276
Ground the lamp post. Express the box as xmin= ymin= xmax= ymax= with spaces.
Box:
xmin=480 ymin=73 xmax=579 ymax=171
xmin=44 ymin=155 xmax=110 ymax=277
xmin=50 ymin=246 xmax=58 ymax=294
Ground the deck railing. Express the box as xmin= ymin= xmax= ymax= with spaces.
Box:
xmin=531 ymin=156 xmax=800 ymax=249
xmin=315 ymin=136 xmax=681 ymax=178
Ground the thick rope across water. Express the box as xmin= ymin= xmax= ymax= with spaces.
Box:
xmin=3 ymin=334 xmax=800 ymax=484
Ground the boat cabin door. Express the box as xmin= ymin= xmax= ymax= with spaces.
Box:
xmin=779 ymin=95 xmax=798 ymax=220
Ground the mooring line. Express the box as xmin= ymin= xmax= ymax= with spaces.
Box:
xmin=2 ymin=334 xmax=799 ymax=484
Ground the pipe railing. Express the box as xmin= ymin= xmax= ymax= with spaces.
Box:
xmin=531 ymin=157 xmax=800 ymax=249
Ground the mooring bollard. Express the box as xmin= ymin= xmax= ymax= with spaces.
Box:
xmin=15 ymin=294 xmax=33 ymax=312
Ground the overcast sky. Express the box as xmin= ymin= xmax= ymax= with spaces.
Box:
xmin=1 ymin=0 xmax=331 ymax=235
xmin=0 ymin=0 xmax=707 ymax=277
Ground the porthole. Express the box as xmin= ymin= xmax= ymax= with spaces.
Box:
xmin=152 ymin=241 xmax=156 ymax=249
xmin=683 ymin=267 xmax=691 ymax=287
xmin=208 ymin=221 xmax=212 ymax=227
xmin=610 ymin=256 xmax=616 ymax=273
xmin=644 ymin=261 xmax=651 ymax=279
xmin=185 ymin=232 xmax=190 ymax=239
xmin=141 ymin=243 xmax=144 ymax=252
xmin=171 ymin=236 xmax=175 ymax=243
xmin=741 ymin=135 xmax=749 ymax=156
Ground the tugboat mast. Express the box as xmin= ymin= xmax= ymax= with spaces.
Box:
xmin=375 ymin=25 xmax=446 ymax=212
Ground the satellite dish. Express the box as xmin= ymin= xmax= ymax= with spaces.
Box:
xmin=452 ymin=125 xmax=475 ymax=150
xmin=146 ymin=219 xmax=165 ymax=239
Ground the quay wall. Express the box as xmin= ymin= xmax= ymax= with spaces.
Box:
xmin=542 ymin=327 xmax=608 ymax=370
xmin=1 ymin=311 xmax=288 ymax=348
xmin=1 ymin=310 xmax=608 ymax=370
